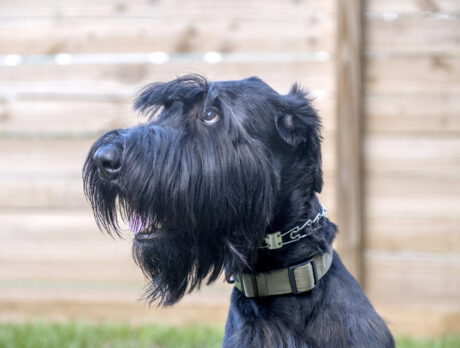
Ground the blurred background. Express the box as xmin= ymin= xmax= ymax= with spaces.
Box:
xmin=0 ymin=0 xmax=459 ymax=342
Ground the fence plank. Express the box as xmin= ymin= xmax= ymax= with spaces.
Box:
xmin=0 ymin=210 xmax=104 ymax=242
xmin=366 ymin=57 xmax=460 ymax=93
xmin=366 ymin=217 xmax=460 ymax=253
xmin=364 ymin=134 xmax=460 ymax=178
xmin=366 ymin=176 xmax=460 ymax=218
xmin=365 ymin=251 xmax=460 ymax=310
xmin=0 ymin=300 xmax=230 ymax=326
xmin=0 ymin=61 xmax=333 ymax=97
xmin=0 ymin=174 xmax=337 ymax=211
xmin=0 ymin=135 xmax=336 ymax=174
xmin=0 ymin=0 xmax=334 ymax=18
xmin=367 ymin=0 xmax=460 ymax=13
xmin=0 ymin=137 xmax=337 ymax=209
xmin=0 ymin=139 xmax=93 ymax=175
xmin=365 ymin=93 xmax=460 ymax=133
xmin=335 ymin=0 xmax=363 ymax=283
xmin=0 ymin=258 xmax=140 ymax=283
xmin=0 ymin=17 xmax=333 ymax=54
xmin=366 ymin=251 xmax=460 ymax=336
xmin=0 ymin=98 xmax=335 ymax=137
xmin=0 ymin=100 xmax=135 ymax=137
xmin=374 ymin=305 xmax=460 ymax=337
xmin=367 ymin=15 xmax=460 ymax=53
xmin=0 ymin=210 xmax=231 ymax=314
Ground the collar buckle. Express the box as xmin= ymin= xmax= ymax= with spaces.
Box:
xmin=287 ymin=258 xmax=317 ymax=294
xmin=264 ymin=231 xmax=283 ymax=250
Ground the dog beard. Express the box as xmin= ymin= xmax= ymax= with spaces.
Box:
xmin=83 ymin=126 xmax=275 ymax=305
xmin=132 ymin=229 xmax=198 ymax=305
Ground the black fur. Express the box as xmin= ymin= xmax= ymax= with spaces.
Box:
xmin=83 ymin=75 xmax=394 ymax=347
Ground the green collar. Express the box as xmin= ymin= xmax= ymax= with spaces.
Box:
xmin=233 ymin=249 xmax=333 ymax=298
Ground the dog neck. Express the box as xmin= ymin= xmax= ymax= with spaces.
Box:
xmin=254 ymin=195 xmax=336 ymax=273
xmin=231 ymin=196 xmax=335 ymax=298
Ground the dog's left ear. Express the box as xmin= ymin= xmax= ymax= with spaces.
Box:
xmin=275 ymin=83 xmax=320 ymax=146
xmin=275 ymin=83 xmax=323 ymax=192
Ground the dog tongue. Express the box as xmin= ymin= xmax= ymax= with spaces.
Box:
xmin=129 ymin=213 xmax=152 ymax=235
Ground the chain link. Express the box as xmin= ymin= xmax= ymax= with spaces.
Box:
xmin=260 ymin=205 xmax=327 ymax=250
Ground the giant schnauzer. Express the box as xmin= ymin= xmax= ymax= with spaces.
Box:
xmin=83 ymin=75 xmax=394 ymax=347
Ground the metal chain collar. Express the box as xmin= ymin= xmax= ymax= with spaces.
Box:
xmin=259 ymin=205 xmax=327 ymax=250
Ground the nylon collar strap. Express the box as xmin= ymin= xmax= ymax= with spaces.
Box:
xmin=233 ymin=248 xmax=333 ymax=298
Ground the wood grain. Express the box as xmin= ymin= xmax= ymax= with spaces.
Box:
xmin=0 ymin=137 xmax=337 ymax=209
xmin=0 ymin=209 xmax=231 ymax=307
xmin=0 ymin=61 xmax=333 ymax=97
xmin=0 ymin=135 xmax=336 ymax=174
xmin=335 ymin=0 xmax=364 ymax=283
xmin=0 ymin=0 xmax=334 ymax=18
xmin=0 ymin=100 xmax=136 ymax=137
xmin=366 ymin=57 xmax=460 ymax=93
xmin=0 ymin=97 xmax=336 ymax=137
xmin=364 ymin=134 xmax=460 ymax=178
xmin=0 ymin=0 xmax=459 ymax=335
xmin=0 ymin=175 xmax=337 ymax=211
xmin=366 ymin=176 xmax=460 ymax=218
xmin=375 ymin=304 xmax=460 ymax=336
xmin=0 ymin=300 xmax=230 ymax=326
xmin=365 ymin=250 xmax=460 ymax=311
xmin=0 ymin=15 xmax=333 ymax=54
xmin=367 ymin=15 xmax=460 ymax=53
xmin=366 ymin=216 xmax=460 ymax=253
xmin=365 ymin=93 xmax=460 ymax=133
xmin=367 ymin=0 xmax=460 ymax=13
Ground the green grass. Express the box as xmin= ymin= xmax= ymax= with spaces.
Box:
xmin=0 ymin=321 xmax=459 ymax=348
xmin=0 ymin=322 xmax=223 ymax=348
xmin=396 ymin=335 xmax=460 ymax=348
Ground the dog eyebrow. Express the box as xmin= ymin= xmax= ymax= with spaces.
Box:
xmin=202 ymin=84 xmax=220 ymax=111
xmin=134 ymin=74 xmax=209 ymax=117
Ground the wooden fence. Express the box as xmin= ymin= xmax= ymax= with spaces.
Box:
xmin=0 ymin=0 xmax=459 ymax=336
xmin=360 ymin=0 xmax=460 ymax=336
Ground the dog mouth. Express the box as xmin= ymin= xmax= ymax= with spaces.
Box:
xmin=129 ymin=213 xmax=162 ymax=240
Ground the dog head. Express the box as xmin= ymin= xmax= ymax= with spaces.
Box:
xmin=83 ymin=75 xmax=322 ymax=304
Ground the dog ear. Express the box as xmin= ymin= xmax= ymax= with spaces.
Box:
xmin=275 ymin=83 xmax=320 ymax=147
xmin=275 ymin=83 xmax=323 ymax=192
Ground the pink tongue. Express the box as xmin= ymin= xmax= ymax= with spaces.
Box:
xmin=129 ymin=214 xmax=152 ymax=235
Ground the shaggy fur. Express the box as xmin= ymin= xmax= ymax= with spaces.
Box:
xmin=83 ymin=75 xmax=394 ymax=347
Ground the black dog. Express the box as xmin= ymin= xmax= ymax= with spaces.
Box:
xmin=83 ymin=75 xmax=394 ymax=347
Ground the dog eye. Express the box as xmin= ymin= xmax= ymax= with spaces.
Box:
xmin=202 ymin=108 xmax=221 ymax=125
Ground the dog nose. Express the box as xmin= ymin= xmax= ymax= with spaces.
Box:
xmin=93 ymin=144 xmax=123 ymax=180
